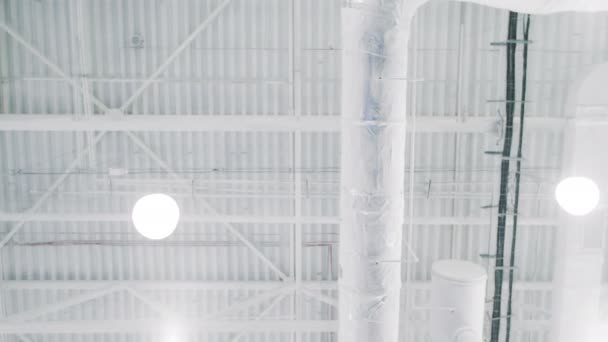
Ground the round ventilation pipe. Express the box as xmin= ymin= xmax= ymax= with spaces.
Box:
xmin=431 ymin=260 xmax=487 ymax=342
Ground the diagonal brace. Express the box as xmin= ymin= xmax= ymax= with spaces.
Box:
xmin=124 ymin=131 xmax=289 ymax=280
xmin=0 ymin=21 xmax=109 ymax=112
xmin=0 ymin=132 xmax=107 ymax=249
xmin=119 ymin=0 xmax=233 ymax=112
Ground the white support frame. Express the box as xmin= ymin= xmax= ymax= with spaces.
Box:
xmin=0 ymin=0 xmax=296 ymax=285
xmin=0 ymin=279 xmax=552 ymax=334
xmin=0 ymin=319 xmax=338 ymax=334
xmin=2 ymin=285 xmax=122 ymax=322
xmin=0 ymin=6 xmax=301 ymax=335
xmin=125 ymin=131 xmax=290 ymax=280
xmin=123 ymin=286 xmax=176 ymax=318
xmin=0 ymin=280 xmax=336 ymax=291
xmin=229 ymin=292 xmax=288 ymax=342
xmin=1 ymin=283 xmax=297 ymax=327
xmin=0 ymin=132 xmax=106 ymax=250
xmin=299 ymin=287 xmax=338 ymax=308
xmin=0 ymin=114 xmax=577 ymax=132
xmin=118 ymin=0 xmax=233 ymax=112
xmin=0 ymin=7 xmax=113 ymax=251
xmin=0 ymin=318 xmax=552 ymax=334
xmin=0 ymin=212 xmax=559 ymax=226
xmin=69 ymin=0 xmax=97 ymax=169
xmin=1 ymin=0 xmax=594 ymax=337
xmin=0 ymin=21 xmax=109 ymax=112
xmin=201 ymin=285 xmax=293 ymax=320
xmin=0 ymin=280 xmax=552 ymax=292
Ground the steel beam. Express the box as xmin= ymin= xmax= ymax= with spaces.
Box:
xmin=0 ymin=114 xmax=574 ymax=132
xmin=0 ymin=318 xmax=551 ymax=335
xmin=0 ymin=280 xmax=551 ymax=291
xmin=0 ymin=319 xmax=338 ymax=334
xmin=0 ymin=280 xmax=334 ymax=291
xmin=0 ymin=212 xmax=558 ymax=226
xmin=0 ymin=114 xmax=338 ymax=132
xmin=3 ymin=286 xmax=122 ymax=322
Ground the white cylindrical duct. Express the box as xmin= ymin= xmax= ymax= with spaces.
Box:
xmin=339 ymin=1 xmax=409 ymax=342
xmin=431 ymin=260 xmax=487 ymax=342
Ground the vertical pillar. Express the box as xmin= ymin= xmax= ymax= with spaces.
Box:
xmin=339 ymin=1 xmax=410 ymax=341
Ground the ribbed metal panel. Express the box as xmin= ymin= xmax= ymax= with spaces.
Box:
xmin=410 ymin=1 xmax=608 ymax=118
xmin=1 ymin=0 xmax=608 ymax=341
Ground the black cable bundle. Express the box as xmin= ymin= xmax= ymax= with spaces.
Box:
xmin=490 ymin=13 xmax=532 ymax=342
xmin=489 ymin=12 xmax=518 ymax=342
xmin=505 ymin=14 xmax=531 ymax=342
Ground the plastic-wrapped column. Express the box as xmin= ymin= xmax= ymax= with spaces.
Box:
xmin=339 ymin=1 xmax=409 ymax=342
xmin=431 ymin=260 xmax=488 ymax=342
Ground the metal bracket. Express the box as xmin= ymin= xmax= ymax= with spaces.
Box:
xmin=490 ymin=39 xmax=533 ymax=46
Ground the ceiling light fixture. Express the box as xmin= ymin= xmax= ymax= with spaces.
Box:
xmin=555 ymin=177 xmax=600 ymax=216
xmin=132 ymin=194 xmax=180 ymax=239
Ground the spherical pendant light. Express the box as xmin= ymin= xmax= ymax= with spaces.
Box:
xmin=555 ymin=177 xmax=600 ymax=216
xmin=132 ymin=194 xmax=180 ymax=239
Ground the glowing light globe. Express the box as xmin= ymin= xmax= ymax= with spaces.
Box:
xmin=132 ymin=194 xmax=180 ymax=239
xmin=555 ymin=177 xmax=600 ymax=216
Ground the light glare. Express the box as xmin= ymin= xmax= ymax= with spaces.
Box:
xmin=162 ymin=317 xmax=184 ymax=342
xmin=132 ymin=193 xmax=180 ymax=239
xmin=555 ymin=177 xmax=600 ymax=216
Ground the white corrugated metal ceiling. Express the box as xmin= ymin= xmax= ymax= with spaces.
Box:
xmin=0 ymin=0 xmax=607 ymax=341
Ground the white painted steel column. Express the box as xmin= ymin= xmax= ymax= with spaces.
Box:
xmin=339 ymin=1 xmax=410 ymax=342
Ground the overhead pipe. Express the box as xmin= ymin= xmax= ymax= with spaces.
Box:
xmin=339 ymin=2 xmax=608 ymax=342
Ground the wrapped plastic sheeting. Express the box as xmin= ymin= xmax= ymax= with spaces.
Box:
xmin=431 ymin=260 xmax=487 ymax=342
xmin=339 ymin=1 xmax=409 ymax=342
